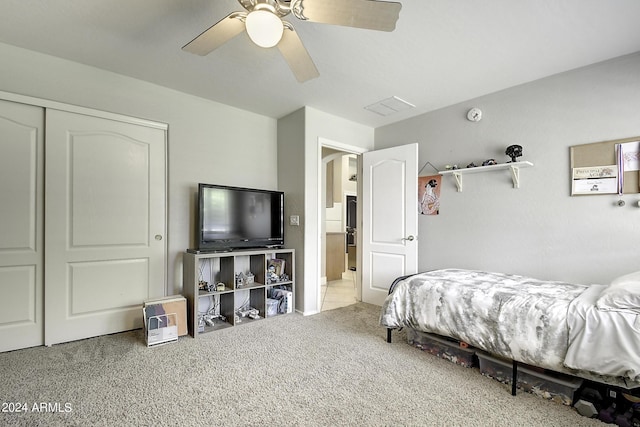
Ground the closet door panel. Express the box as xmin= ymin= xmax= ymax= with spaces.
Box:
xmin=70 ymin=133 xmax=150 ymax=246
xmin=0 ymin=99 xmax=44 ymax=352
xmin=44 ymin=109 xmax=166 ymax=346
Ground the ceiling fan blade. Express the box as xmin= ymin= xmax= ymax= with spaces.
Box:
xmin=296 ymin=0 xmax=401 ymax=32
xmin=182 ymin=12 xmax=246 ymax=56
xmin=277 ymin=24 xmax=319 ymax=83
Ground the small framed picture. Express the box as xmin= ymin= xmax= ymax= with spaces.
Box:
xmin=418 ymin=175 xmax=441 ymax=215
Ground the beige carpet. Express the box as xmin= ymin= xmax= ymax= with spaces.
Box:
xmin=0 ymin=303 xmax=603 ymax=426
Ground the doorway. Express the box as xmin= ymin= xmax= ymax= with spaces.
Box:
xmin=320 ymin=147 xmax=360 ymax=311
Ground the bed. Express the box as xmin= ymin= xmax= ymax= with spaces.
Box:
xmin=380 ymin=268 xmax=640 ymax=389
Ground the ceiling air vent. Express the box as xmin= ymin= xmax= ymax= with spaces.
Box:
xmin=364 ymin=96 xmax=415 ymax=116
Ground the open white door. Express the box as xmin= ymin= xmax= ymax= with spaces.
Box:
xmin=361 ymin=143 xmax=418 ymax=306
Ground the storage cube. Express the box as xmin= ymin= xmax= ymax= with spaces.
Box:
xmin=407 ymin=329 xmax=476 ymax=368
xmin=477 ymin=351 xmax=583 ymax=405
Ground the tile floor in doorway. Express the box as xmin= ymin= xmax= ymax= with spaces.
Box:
xmin=321 ymin=272 xmax=358 ymax=312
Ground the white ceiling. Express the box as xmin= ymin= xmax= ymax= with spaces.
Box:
xmin=1 ymin=0 xmax=640 ymax=128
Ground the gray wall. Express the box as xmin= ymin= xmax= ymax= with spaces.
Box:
xmin=375 ymin=53 xmax=640 ymax=285
xmin=278 ymin=107 xmax=374 ymax=314
xmin=0 ymin=42 xmax=278 ymax=294
xmin=277 ymin=108 xmax=306 ymax=312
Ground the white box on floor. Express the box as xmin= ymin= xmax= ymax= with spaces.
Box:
xmin=145 ymin=313 xmax=178 ymax=347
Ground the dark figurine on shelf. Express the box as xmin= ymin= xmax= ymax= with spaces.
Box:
xmin=466 ymin=162 xmax=477 ymax=168
xmin=482 ymin=159 xmax=497 ymax=166
xmin=505 ymin=144 xmax=523 ymax=163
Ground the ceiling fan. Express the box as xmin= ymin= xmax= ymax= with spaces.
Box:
xmin=182 ymin=0 xmax=402 ymax=83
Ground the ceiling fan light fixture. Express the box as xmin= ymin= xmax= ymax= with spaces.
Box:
xmin=245 ymin=9 xmax=283 ymax=48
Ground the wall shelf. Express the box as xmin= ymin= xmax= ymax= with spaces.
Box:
xmin=439 ymin=161 xmax=533 ymax=192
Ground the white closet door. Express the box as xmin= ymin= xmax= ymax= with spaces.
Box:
xmin=0 ymin=100 xmax=44 ymax=352
xmin=44 ymin=109 xmax=166 ymax=346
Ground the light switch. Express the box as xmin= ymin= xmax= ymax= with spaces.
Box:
xmin=289 ymin=215 xmax=300 ymax=226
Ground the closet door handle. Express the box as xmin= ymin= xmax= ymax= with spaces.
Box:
xmin=402 ymin=235 xmax=415 ymax=241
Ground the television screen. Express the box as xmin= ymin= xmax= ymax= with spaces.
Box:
xmin=198 ymin=184 xmax=284 ymax=251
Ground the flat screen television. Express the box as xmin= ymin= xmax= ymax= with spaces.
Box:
xmin=197 ymin=183 xmax=284 ymax=251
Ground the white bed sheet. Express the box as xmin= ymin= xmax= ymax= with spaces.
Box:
xmin=565 ymin=284 xmax=640 ymax=385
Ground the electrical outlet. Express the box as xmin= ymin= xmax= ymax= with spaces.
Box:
xmin=289 ymin=215 xmax=300 ymax=226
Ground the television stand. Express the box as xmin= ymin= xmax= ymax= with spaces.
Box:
xmin=186 ymin=248 xmax=232 ymax=254
xmin=182 ymin=248 xmax=295 ymax=337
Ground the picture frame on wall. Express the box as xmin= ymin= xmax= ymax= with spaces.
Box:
xmin=418 ymin=175 xmax=441 ymax=215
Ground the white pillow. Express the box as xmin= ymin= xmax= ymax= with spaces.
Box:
xmin=596 ymin=271 xmax=640 ymax=312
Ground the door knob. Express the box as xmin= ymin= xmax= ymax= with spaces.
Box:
xmin=155 ymin=235 xmax=163 ymax=241
xmin=402 ymin=235 xmax=415 ymax=241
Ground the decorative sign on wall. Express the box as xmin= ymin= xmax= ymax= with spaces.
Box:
xmin=570 ymin=137 xmax=640 ymax=196
xmin=418 ymin=175 xmax=441 ymax=215
xmin=571 ymin=166 xmax=618 ymax=195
